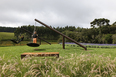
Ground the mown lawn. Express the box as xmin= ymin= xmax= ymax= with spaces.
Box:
xmin=0 ymin=44 xmax=116 ymax=60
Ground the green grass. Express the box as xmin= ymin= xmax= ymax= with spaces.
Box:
xmin=1 ymin=44 xmax=116 ymax=76
xmin=0 ymin=32 xmax=14 ymax=40
xmin=0 ymin=44 xmax=116 ymax=60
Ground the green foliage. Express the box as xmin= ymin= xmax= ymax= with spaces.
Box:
xmin=94 ymin=34 xmax=113 ymax=44
xmin=0 ymin=26 xmax=16 ymax=32
xmin=90 ymin=18 xmax=110 ymax=28
xmin=90 ymin=18 xmax=110 ymax=34
xmin=112 ymin=34 xmax=116 ymax=44
xmin=95 ymin=34 xmax=102 ymax=43
xmin=105 ymin=34 xmax=112 ymax=44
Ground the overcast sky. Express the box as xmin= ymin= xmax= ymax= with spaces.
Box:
xmin=0 ymin=0 xmax=116 ymax=28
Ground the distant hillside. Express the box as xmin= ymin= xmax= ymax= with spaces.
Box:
xmin=0 ymin=32 xmax=14 ymax=40
xmin=0 ymin=26 xmax=16 ymax=32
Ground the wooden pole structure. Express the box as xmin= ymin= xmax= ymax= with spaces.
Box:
xmin=35 ymin=19 xmax=87 ymax=50
xmin=62 ymin=36 xmax=65 ymax=49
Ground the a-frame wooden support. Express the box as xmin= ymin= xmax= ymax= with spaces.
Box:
xmin=35 ymin=19 xmax=87 ymax=50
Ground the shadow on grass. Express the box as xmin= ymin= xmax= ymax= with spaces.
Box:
xmin=33 ymin=49 xmax=46 ymax=51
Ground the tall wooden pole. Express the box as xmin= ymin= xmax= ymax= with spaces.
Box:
xmin=39 ymin=39 xmax=41 ymax=45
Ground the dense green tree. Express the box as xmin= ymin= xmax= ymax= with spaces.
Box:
xmin=90 ymin=18 xmax=110 ymax=34
xmin=112 ymin=34 xmax=116 ymax=44
xmin=101 ymin=26 xmax=110 ymax=34
xmin=105 ymin=34 xmax=112 ymax=44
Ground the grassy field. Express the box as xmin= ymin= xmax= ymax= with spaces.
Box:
xmin=1 ymin=44 xmax=116 ymax=59
xmin=0 ymin=32 xmax=14 ymax=40
xmin=0 ymin=44 xmax=116 ymax=76
xmin=1 ymin=32 xmax=116 ymax=76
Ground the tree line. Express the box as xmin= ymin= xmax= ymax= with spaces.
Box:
xmin=1 ymin=18 xmax=116 ymax=44
xmin=14 ymin=25 xmax=76 ymax=40
xmin=58 ymin=18 xmax=116 ymax=44
xmin=0 ymin=27 xmax=16 ymax=32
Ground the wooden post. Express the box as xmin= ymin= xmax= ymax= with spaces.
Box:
xmin=39 ymin=39 xmax=41 ymax=45
xmin=62 ymin=36 xmax=65 ymax=49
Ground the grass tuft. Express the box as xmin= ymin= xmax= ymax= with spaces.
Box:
xmin=0 ymin=53 xmax=116 ymax=77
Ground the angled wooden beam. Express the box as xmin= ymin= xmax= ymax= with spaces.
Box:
xmin=35 ymin=19 xmax=87 ymax=50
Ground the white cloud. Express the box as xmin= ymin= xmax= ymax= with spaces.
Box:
xmin=0 ymin=0 xmax=116 ymax=28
